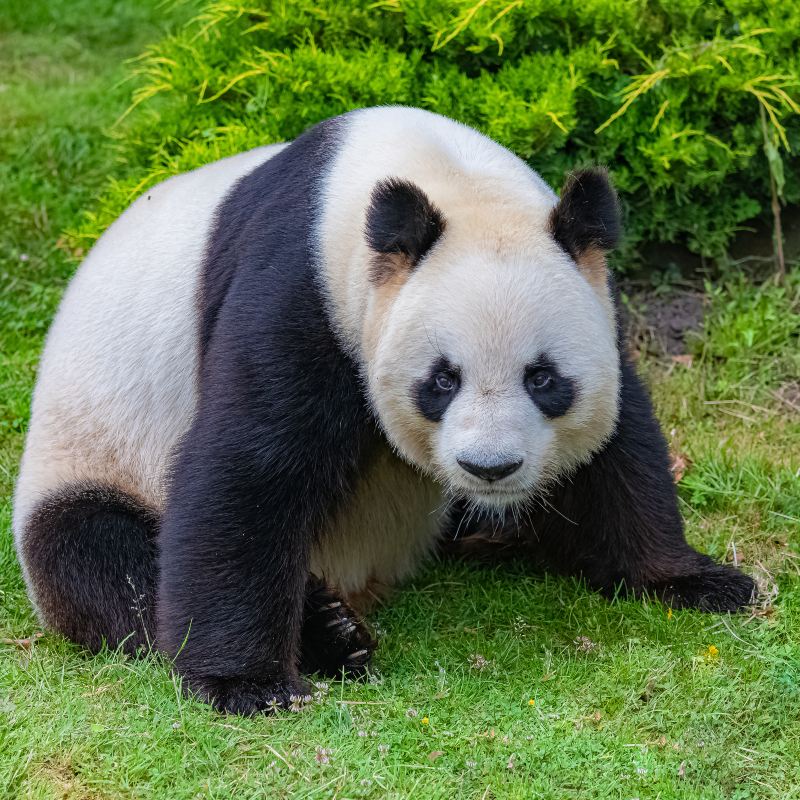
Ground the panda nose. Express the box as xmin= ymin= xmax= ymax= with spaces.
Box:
xmin=457 ymin=458 xmax=523 ymax=482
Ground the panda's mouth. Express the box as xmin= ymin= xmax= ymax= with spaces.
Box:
xmin=466 ymin=484 xmax=531 ymax=510
xmin=440 ymin=461 xmax=538 ymax=510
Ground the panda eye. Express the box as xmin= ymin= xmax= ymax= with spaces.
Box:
xmin=434 ymin=372 xmax=456 ymax=392
xmin=524 ymin=358 xmax=575 ymax=419
xmin=527 ymin=369 xmax=553 ymax=391
xmin=414 ymin=359 xmax=461 ymax=422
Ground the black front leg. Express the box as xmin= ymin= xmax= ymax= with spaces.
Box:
xmin=447 ymin=357 xmax=756 ymax=612
xmin=157 ymin=303 xmax=371 ymax=715
xmin=158 ymin=414 xmax=314 ymax=714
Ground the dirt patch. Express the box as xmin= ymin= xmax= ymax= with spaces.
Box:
xmin=28 ymin=759 xmax=110 ymax=800
xmin=623 ymin=289 xmax=706 ymax=356
xmin=774 ymin=381 xmax=800 ymax=414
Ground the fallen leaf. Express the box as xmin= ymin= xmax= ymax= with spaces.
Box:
xmin=671 ymin=354 xmax=693 ymax=368
xmin=678 ymin=761 xmax=687 ymax=778
xmin=428 ymin=750 xmax=444 ymax=762
xmin=669 ymin=451 xmax=690 ymax=483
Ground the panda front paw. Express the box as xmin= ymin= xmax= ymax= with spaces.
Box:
xmin=300 ymin=579 xmax=376 ymax=678
xmin=184 ymin=674 xmax=314 ymax=716
xmin=651 ymin=562 xmax=756 ymax=612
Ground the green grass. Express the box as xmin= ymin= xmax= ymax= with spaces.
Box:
xmin=1 ymin=3 xmax=799 ymax=798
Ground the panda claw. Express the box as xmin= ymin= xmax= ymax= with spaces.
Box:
xmin=300 ymin=578 xmax=377 ymax=678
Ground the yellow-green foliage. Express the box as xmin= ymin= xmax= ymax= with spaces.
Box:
xmin=81 ymin=0 xmax=800 ymax=268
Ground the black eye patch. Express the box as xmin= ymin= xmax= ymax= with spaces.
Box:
xmin=524 ymin=357 xmax=576 ymax=418
xmin=413 ymin=357 xmax=461 ymax=422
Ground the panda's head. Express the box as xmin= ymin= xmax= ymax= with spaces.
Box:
xmin=362 ymin=168 xmax=622 ymax=511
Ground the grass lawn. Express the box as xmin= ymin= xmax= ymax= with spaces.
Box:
xmin=1 ymin=2 xmax=799 ymax=798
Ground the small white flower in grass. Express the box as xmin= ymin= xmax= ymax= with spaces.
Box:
xmin=266 ymin=698 xmax=281 ymax=713
xmin=360 ymin=779 xmax=372 ymax=787
xmin=468 ymin=653 xmax=490 ymax=671
xmin=357 ymin=730 xmax=367 ymax=738
xmin=313 ymin=681 xmax=329 ymax=702
xmin=406 ymin=708 xmax=418 ymax=718
xmin=315 ymin=746 xmax=332 ymax=765
xmin=378 ymin=744 xmax=389 ymax=755
xmin=19 ymin=253 xmax=29 ymax=262
xmin=507 ymin=754 xmax=516 ymax=770
xmin=466 ymin=760 xmax=477 ymax=768
xmin=574 ymin=636 xmax=598 ymax=653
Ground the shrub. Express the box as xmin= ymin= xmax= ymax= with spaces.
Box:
xmin=78 ymin=0 xmax=800 ymax=271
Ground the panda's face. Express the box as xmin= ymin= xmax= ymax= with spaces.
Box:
xmin=366 ymin=237 xmax=620 ymax=511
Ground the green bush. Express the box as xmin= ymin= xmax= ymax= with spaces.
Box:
xmin=79 ymin=0 xmax=800 ymax=270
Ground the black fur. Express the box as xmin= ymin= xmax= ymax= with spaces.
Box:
xmin=21 ymin=486 xmax=159 ymax=656
xmin=157 ymin=116 xmax=380 ymax=714
xmin=366 ymin=177 xmax=445 ymax=283
xmin=413 ymin=357 xmax=461 ymax=422
xmin=525 ymin=357 xmax=576 ymax=419
xmin=444 ymin=287 xmax=755 ymax=612
xmin=549 ymin=168 xmax=621 ymax=259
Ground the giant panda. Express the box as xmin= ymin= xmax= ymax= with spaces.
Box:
xmin=14 ymin=106 xmax=755 ymax=715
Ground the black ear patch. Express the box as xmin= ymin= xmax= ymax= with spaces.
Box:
xmin=548 ymin=168 xmax=621 ymax=260
xmin=366 ymin=177 xmax=446 ymax=284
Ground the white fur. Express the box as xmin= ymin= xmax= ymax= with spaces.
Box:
xmin=311 ymin=443 xmax=444 ymax=603
xmin=14 ymin=145 xmax=285 ymax=541
xmin=319 ymin=107 xmax=620 ymax=508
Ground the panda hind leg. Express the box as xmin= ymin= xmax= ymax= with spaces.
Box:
xmin=299 ymin=577 xmax=376 ymax=678
xmin=20 ymin=485 xmax=159 ymax=656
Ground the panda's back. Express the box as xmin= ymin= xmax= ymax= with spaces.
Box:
xmin=13 ymin=144 xmax=286 ymax=538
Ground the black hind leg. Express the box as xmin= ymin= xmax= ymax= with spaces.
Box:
xmin=20 ymin=486 xmax=159 ymax=655
xmin=299 ymin=577 xmax=376 ymax=678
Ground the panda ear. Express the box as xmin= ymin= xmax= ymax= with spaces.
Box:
xmin=548 ymin=168 xmax=621 ymax=284
xmin=366 ymin=178 xmax=446 ymax=285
